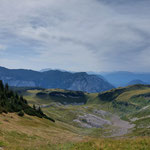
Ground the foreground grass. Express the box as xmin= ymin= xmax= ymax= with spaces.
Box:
xmin=0 ymin=113 xmax=83 ymax=150
xmin=0 ymin=113 xmax=150 ymax=150
xmin=60 ymin=137 xmax=150 ymax=150
xmin=8 ymin=86 xmax=150 ymax=149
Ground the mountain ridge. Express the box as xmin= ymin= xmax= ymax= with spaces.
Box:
xmin=98 ymin=71 xmax=150 ymax=87
xmin=0 ymin=66 xmax=114 ymax=93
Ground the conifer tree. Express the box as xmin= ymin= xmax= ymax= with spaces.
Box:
xmin=20 ymin=96 xmax=24 ymax=101
xmin=0 ymin=80 xmax=4 ymax=91
xmin=0 ymin=81 xmax=54 ymax=122
xmin=33 ymin=104 xmax=36 ymax=110
xmin=5 ymin=83 xmax=9 ymax=91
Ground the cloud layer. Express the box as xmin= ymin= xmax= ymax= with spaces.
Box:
xmin=0 ymin=0 xmax=150 ymax=72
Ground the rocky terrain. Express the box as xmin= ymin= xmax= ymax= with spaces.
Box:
xmin=73 ymin=113 xmax=112 ymax=128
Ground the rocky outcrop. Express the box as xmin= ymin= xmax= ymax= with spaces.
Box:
xmin=73 ymin=113 xmax=112 ymax=128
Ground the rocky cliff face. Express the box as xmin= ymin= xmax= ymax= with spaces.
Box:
xmin=0 ymin=66 xmax=114 ymax=93
xmin=69 ymin=73 xmax=114 ymax=93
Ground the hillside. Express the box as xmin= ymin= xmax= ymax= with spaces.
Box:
xmin=0 ymin=66 xmax=114 ymax=93
xmin=0 ymin=81 xmax=54 ymax=122
xmin=1 ymin=84 xmax=150 ymax=149
xmin=127 ymin=80 xmax=147 ymax=86
xmin=0 ymin=113 xmax=84 ymax=150
xmin=1 ymin=113 xmax=150 ymax=150
xmin=19 ymin=84 xmax=150 ymax=137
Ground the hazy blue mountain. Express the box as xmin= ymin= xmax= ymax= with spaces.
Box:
xmin=40 ymin=68 xmax=70 ymax=73
xmin=101 ymin=71 xmax=150 ymax=87
xmin=40 ymin=68 xmax=52 ymax=72
xmin=126 ymin=80 xmax=147 ymax=86
xmin=0 ymin=66 xmax=114 ymax=93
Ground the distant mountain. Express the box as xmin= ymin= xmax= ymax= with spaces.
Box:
xmin=127 ymin=80 xmax=147 ymax=86
xmin=0 ymin=66 xmax=114 ymax=93
xmin=100 ymin=71 xmax=150 ymax=87
xmin=40 ymin=68 xmax=52 ymax=72
xmin=40 ymin=68 xmax=69 ymax=72
xmin=67 ymin=72 xmax=114 ymax=93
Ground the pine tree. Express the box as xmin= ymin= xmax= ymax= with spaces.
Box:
xmin=33 ymin=104 xmax=36 ymax=110
xmin=5 ymin=83 xmax=9 ymax=91
xmin=15 ymin=93 xmax=19 ymax=99
xmin=0 ymin=81 xmax=54 ymax=122
xmin=38 ymin=107 xmax=43 ymax=115
xmin=20 ymin=96 xmax=24 ymax=101
xmin=0 ymin=80 xmax=4 ymax=91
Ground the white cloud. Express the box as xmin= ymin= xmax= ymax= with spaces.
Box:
xmin=0 ymin=0 xmax=150 ymax=72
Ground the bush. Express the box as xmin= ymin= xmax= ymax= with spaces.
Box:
xmin=18 ymin=111 xmax=24 ymax=117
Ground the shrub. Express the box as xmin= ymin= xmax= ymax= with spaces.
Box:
xmin=18 ymin=111 xmax=24 ymax=117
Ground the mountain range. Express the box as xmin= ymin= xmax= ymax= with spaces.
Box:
xmin=1 ymin=78 xmax=150 ymax=149
xmin=99 ymin=71 xmax=150 ymax=87
xmin=0 ymin=66 xmax=114 ymax=93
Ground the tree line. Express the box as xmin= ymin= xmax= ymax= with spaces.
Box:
xmin=0 ymin=80 xmax=55 ymax=122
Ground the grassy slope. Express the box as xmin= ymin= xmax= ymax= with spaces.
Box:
xmin=23 ymin=85 xmax=150 ymax=136
xmin=1 ymin=114 xmax=150 ymax=150
xmin=2 ymin=84 xmax=150 ymax=149
xmin=0 ymin=113 xmax=85 ymax=150
xmin=97 ymin=85 xmax=150 ymax=137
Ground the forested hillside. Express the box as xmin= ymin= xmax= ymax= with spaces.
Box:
xmin=0 ymin=80 xmax=54 ymax=122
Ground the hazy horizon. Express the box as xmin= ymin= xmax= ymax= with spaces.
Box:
xmin=1 ymin=65 xmax=150 ymax=74
xmin=0 ymin=0 xmax=150 ymax=72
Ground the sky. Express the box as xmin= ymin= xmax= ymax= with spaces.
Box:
xmin=0 ymin=0 xmax=150 ymax=72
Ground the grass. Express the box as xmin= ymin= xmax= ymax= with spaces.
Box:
xmin=116 ymin=89 xmax=150 ymax=102
xmin=59 ymin=137 xmax=150 ymax=150
xmin=2 ymin=85 xmax=149 ymax=149
xmin=0 ymin=113 xmax=84 ymax=150
xmin=23 ymin=87 xmax=150 ymax=136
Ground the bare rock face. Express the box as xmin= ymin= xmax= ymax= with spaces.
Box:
xmin=73 ymin=113 xmax=112 ymax=128
xmin=8 ymin=80 xmax=36 ymax=87
xmin=69 ymin=73 xmax=114 ymax=93
xmin=93 ymin=109 xmax=111 ymax=118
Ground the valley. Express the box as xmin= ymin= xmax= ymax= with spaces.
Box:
xmin=1 ymin=0 xmax=150 ymax=149
xmin=1 ymin=83 xmax=150 ymax=149
xmin=22 ymin=85 xmax=150 ymax=138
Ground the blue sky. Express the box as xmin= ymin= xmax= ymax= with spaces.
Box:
xmin=0 ymin=0 xmax=150 ymax=72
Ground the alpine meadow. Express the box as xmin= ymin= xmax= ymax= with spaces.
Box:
xmin=0 ymin=0 xmax=150 ymax=150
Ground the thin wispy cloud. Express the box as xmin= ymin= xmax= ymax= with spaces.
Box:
xmin=0 ymin=0 xmax=150 ymax=72
xmin=0 ymin=44 xmax=6 ymax=51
